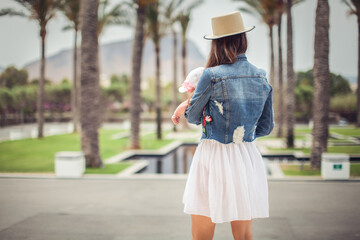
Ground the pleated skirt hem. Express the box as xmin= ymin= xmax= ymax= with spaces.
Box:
xmin=183 ymin=208 xmax=269 ymax=224
xmin=182 ymin=139 xmax=269 ymax=224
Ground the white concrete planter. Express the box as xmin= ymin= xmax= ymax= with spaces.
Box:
xmin=321 ymin=153 xmax=350 ymax=180
xmin=55 ymin=151 xmax=85 ymax=178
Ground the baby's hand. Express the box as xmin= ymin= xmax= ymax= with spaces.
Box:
xmin=171 ymin=114 xmax=180 ymax=125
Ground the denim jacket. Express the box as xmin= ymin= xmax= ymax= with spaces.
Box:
xmin=184 ymin=53 xmax=275 ymax=144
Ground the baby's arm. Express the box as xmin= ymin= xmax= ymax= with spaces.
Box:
xmin=171 ymin=100 xmax=190 ymax=125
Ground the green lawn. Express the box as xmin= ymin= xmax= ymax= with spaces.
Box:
xmin=267 ymin=126 xmax=360 ymax=154
xmin=326 ymin=146 xmax=360 ymax=154
xmin=0 ymin=129 xmax=173 ymax=173
xmin=280 ymin=163 xmax=360 ymax=177
xmin=289 ymin=126 xmax=360 ymax=137
xmin=280 ymin=164 xmax=321 ymax=176
xmin=294 ymin=128 xmax=312 ymax=135
xmin=269 ymin=146 xmax=360 ymax=154
xmin=351 ymin=164 xmax=360 ymax=177
xmin=330 ymin=128 xmax=360 ymax=137
xmin=328 ymin=138 xmax=354 ymax=143
xmin=267 ymin=147 xmax=304 ymax=153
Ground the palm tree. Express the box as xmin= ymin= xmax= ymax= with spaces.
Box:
xmin=97 ymin=0 xmax=129 ymax=37
xmin=95 ymin=0 xmax=129 ymax=128
xmin=59 ymin=0 xmax=80 ymax=133
xmin=177 ymin=1 xmax=203 ymax=129
xmin=343 ymin=0 xmax=360 ymax=127
xmin=164 ymin=0 xmax=183 ymax=132
xmin=177 ymin=1 xmax=203 ymax=82
xmin=284 ymin=0 xmax=303 ymax=148
xmin=285 ymin=0 xmax=303 ymax=148
xmin=286 ymin=0 xmax=295 ymax=148
xmin=130 ymin=0 xmax=149 ymax=149
xmin=236 ymin=0 xmax=278 ymax=142
xmin=1 ymin=0 xmax=62 ymax=138
xmin=145 ymin=0 xmax=167 ymax=140
xmin=235 ymin=0 xmax=277 ymax=86
xmin=310 ymin=0 xmax=330 ymax=169
xmin=275 ymin=0 xmax=285 ymax=138
xmin=80 ymin=0 xmax=103 ymax=167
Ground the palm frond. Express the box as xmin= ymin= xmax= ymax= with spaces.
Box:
xmin=145 ymin=1 xmax=161 ymax=42
xmin=184 ymin=0 xmax=204 ymax=13
xmin=173 ymin=0 xmax=183 ymax=9
xmin=292 ymin=0 xmax=305 ymax=6
xmin=235 ymin=0 xmax=277 ymax=27
xmin=62 ymin=24 xmax=74 ymax=31
xmin=234 ymin=0 xmax=260 ymax=12
xmin=342 ymin=0 xmax=356 ymax=13
xmin=176 ymin=11 xmax=190 ymax=36
xmin=13 ymin=0 xmax=33 ymax=12
xmin=59 ymin=0 xmax=80 ymax=29
xmin=0 ymin=8 xmax=28 ymax=17
xmin=97 ymin=1 xmax=131 ymax=36
xmin=238 ymin=7 xmax=258 ymax=16
xmin=163 ymin=0 xmax=184 ymax=28
xmin=351 ymin=0 xmax=360 ymax=10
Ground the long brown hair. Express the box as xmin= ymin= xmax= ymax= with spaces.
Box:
xmin=205 ymin=33 xmax=247 ymax=68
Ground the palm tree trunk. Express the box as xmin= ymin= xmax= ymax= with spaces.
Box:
xmin=37 ymin=25 xmax=46 ymax=138
xmin=269 ymin=25 xmax=275 ymax=87
xmin=357 ymin=16 xmax=360 ymax=127
xmin=80 ymin=0 xmax=103 ymax=168
xmin=269 ymin=25 xmax=276 ymax=137
xmin=76 ymin=46 xmax=81 ymax=135
xmin=172 ymin=30 xmax=178 ymax=132
xmin=310 ymin=0 xmax=330 ymax=169
xmin=276 ymin=14 xmax=284 ymax=138
xmin=155 ymin=41 xmax=162 ymax=140
xmin=72 ymin=29 xmax=79 ymax=133
xmin=182 ymin=34 xmax=187 ymax=80
xmin=180 ymin=33 xmax=190 ymax=129
xmin=130 ymin=4 xmax=146 ymax=149
xmin=286 ymin=0 xmax=295 ymax=148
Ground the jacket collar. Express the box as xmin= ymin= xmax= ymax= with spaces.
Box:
xmin=236 ymin=53 xmax=247 ymax=60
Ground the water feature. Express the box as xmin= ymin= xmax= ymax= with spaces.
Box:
xmin=125 ymin=144 xmax=197 ymax=174
xmin=124 ymin=143 xmax=287 ymax=175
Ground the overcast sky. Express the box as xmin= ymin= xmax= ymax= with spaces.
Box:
xmin=0 ymin=0 xmax=357 ymax=78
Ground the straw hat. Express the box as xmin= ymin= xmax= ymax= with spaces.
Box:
xmin=204 ymin=11 xmax=255 ymax=40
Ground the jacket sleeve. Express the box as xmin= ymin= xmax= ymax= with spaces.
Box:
xmin=184 ymin=69 xmax=212 ymax=125
xmin=255 ymin=84 xmax=275 ymax=137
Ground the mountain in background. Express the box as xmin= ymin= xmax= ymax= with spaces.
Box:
xmin=24 ymin=34 xmax=206 ymax=85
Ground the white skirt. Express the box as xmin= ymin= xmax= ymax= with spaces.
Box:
xmin=182 ymin=139 xmax=269 ymax=223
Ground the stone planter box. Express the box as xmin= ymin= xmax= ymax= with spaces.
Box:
xmin=321 ymin=153 xmax=350 ymax=180
xmin=55 ymin=151 xmax=85 ymax=178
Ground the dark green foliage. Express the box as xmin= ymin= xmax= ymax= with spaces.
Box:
xmin=105 ymin=74 xmax=130 ymax=103
xmin=294 ymin=69 xmax=355 ymax=120
xmin=330 ymin=94 xmax=356 ymax=114
xmin=0 ymin=88 xmax=14 ymax=111
xmin=29 ymin=78 xmax=52 ymax=85
xmin=142 ymin=77 xmax=178 ymax=111
xmin=0 ymin=66 xmax=28 ymax=88
xmin=45 ymin=82 xmax=71 ymax=112
xmin=295 ymin=84 xmax=313 ymax=118
xmin=0 ymin=81 xmax=71 ymax=115
xmin=295 ymin=69 xmax=352 ymax=97
xmin=11 ymin=85 xmax=37 ymax=114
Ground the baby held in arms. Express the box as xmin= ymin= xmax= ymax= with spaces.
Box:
xmin=171 ymin=67 xmax=205 ymax=125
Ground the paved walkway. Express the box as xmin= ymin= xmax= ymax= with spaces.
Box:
xmin=0 ymin=178 xmax=359 ymax=240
